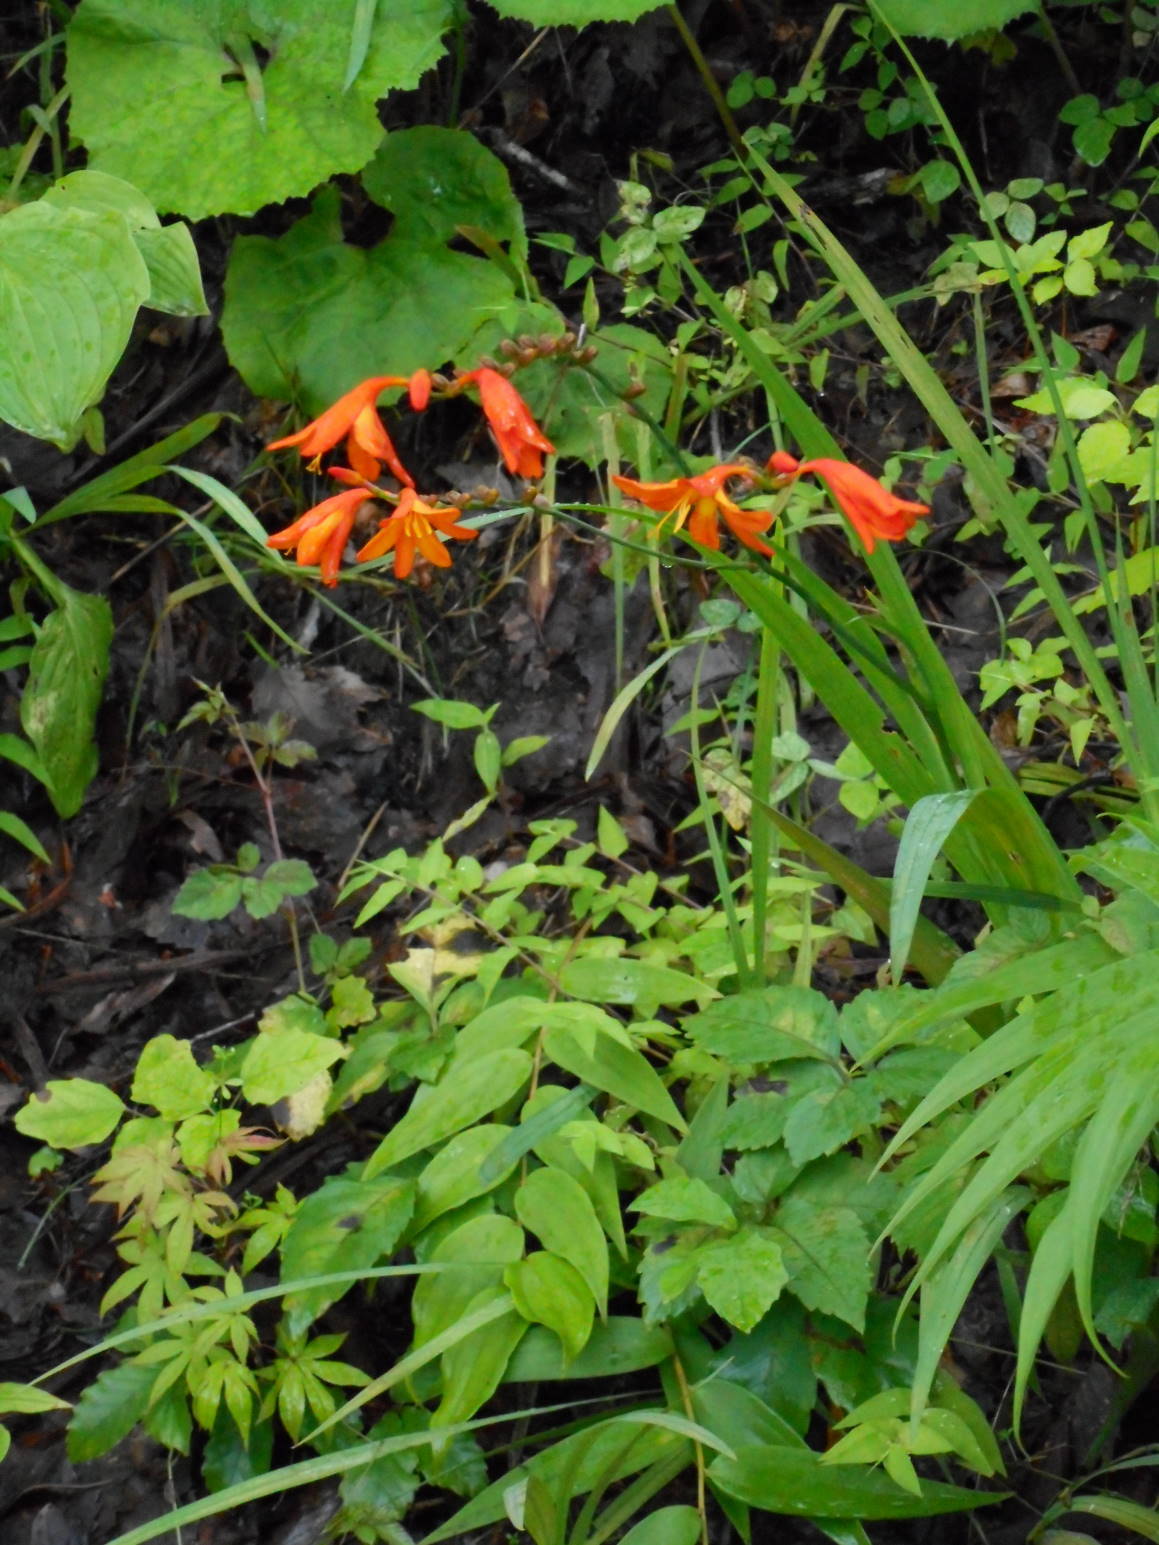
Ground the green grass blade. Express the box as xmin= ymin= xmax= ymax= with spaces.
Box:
xmin=890 ymin=791 xmax=980 ymax=981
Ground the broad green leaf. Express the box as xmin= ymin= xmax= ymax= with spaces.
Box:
xmin=872 ymin=0 xmax=1035 ymax=37
xmin=413 ymin=1124 xmax=517 ymax=1230
xmin=0 ymin=202 xmax=148 ymax=447
xmin=68 ymin=0 xmax=455 ymax=219
xmin=38 ymin=169 xmax=207 ymax=316
xmin=239 ymin=1021 xmax=347 ymax=1107
xmin=632 ymin=1176 xmax=736 ymax=1231
xmin=490 ymin=0 xmax=664 ymax=17
xmin=696 ymin=1227 xmax=789 ymax=1333
xmin=281 ymin=1174 xmax=415 ymax=1332
xmin=618 ymin=1505 xmax=702 ymax=1545
xmin=1013 ymin=379 xmax=1116 ymax=419
xmin=131 ymin=1035 xmax=216 ymax=1120
xmin=15 ymin=1078 xmax=125 ymax=1149
xmin=773 ymin=1199 xmax=871 ymax=1331
xmin=543 ymin=1018 xmax=687 ymax=1131
xmin=364 ymin=1047 xmax=532 ymax=1178
xmin=504 ymin=1316 xmax=671 ymax=1382
xmin=558 ymin=955 xmax=713 ymax=1013
xmin=509 ymin=321 xmax=673 ymax=469
xmin=222 ymin=186 xmax=522 ymax=412
xmin=505 ymin=1252 xmax=595 ymax=1362
xmin=1076 ymin=420 xmax=1134 ymax=485
xmin=782 ymin=1080 xmax=883 ymax=1166
xmin=709 ymin=1442 xmax=1000 ymax=1517
xmin=20 ymin=585 xmax=112 ymax=817
xmin=514 ymin=1166 xmax=609 ymax=1315
xmin=171 ymin=867 xmax=244 ymax=920
xmin=362 ymin=127 xmax=524 ymax=252
xmin=890 ymin=791 xmax=981 ymax=981
xmin=412 ymin=1214 xmax=525 ymax=1348
xmin=133 ymin=223 xmax=207 ymax=315
xmin=684 ymin=986 xmax=841 ymax=1064
xmin=67 ymin=1360 xmax=158 ymax=1463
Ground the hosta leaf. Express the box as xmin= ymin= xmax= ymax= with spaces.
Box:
xmin=20 ymin=585 xmax=113 ymax=816
xmin=0 ymin=203 xmax=148 ymax=447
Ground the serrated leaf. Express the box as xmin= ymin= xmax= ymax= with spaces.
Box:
xmin=631 ymin=1176 xmax=736 ymax=1230
xmin=685 ymin=986 xmax=842 ymax=1064
xmin=696 ymin=1226 xmax=789 ymax=1333
xmin=68 ymin=0 xmax=455 ymax=219
xmin=67 ymin=1360 xmax=158 ymax=1462
xmin=20 ymin=586 xmax=112 ymax=817
xmin=0 ymin=202 xmax=149 ymax=447
xmin=171 ymin=867 xmax=244 ymax=920
xmin=14 ymin=1078 xmax=125 ymax=1149
xmin=774 ymin=1198 xmax=871 ymax=1331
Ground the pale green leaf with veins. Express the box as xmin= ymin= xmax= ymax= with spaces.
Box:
xmin=67 ymin=0 xmax=455 ymax=218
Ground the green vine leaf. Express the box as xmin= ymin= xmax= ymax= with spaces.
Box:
xmin=67 ymin=0 xmax=455 ymax=219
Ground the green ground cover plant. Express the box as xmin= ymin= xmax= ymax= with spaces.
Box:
xmin=3 ymin=1 xmax=1159 ymax=1542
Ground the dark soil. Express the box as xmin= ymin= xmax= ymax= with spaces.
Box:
xmin=1 ymin=4 xmax=1155 ymax=1542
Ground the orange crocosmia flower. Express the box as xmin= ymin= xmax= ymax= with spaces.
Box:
xmin=767 ymin=450 xmax=927 ymax=553
xmin=267 ymin=375 xmax=414 ymax=487
xmin=408 ymin=368 xmax=433 ymax=412
xmin=612 ymin=463 xmax=774 ymax=555
xmin=460 ymin=366 xmax=554 ymax=479
xmin=355 ymin=488 xmax=477 ymax=581
xmin=266 ymin=486 xmax=372 ymax=588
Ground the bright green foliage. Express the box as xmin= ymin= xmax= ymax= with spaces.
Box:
xmin=67 ymin=0 xmax=455 ymax=219
xmin=490 ymin=0 xmax=665 ymax=19
xmin=873 ymin=0 xmax=1036 ymax=39
xmin=18 ymin=583 xmax=111 ymax=818
xmin=221 ymin=159 xmax=530 ymax=413
xmin=0 ymin=171 xmax=204 ymax=448
xmin=172 ymin=845 xmax=316 ymax=922
xmin=14 ymin=1079 xmax=125 ymax=1149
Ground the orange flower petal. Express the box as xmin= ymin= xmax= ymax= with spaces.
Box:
xmin=463 ymin=366 xmax=555 ymax=478
xmin=769 ymin=452 xmax=927 ymax=553
xmin=266 ymin=375 xmax=405 ymax=460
